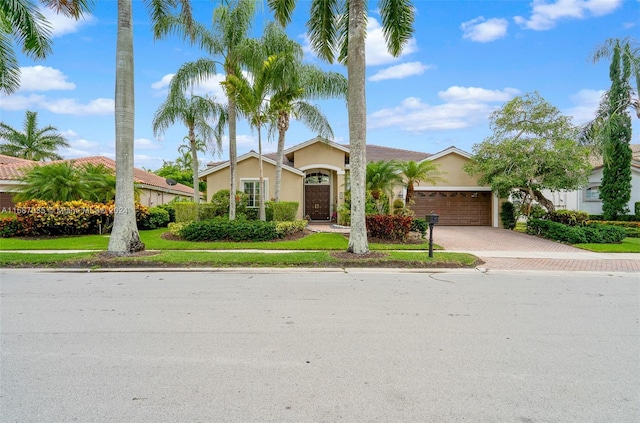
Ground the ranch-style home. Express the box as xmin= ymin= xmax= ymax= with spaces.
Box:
xmin=0 ymin=154 xmax=197 ymax=210
xmin=200 ymin=137 xmax=501 ymax=226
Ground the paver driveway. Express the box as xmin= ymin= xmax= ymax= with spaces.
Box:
xmin=433 ymin=226 xmax=640 ymax=272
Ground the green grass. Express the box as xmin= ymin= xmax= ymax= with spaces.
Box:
xmin=0 ymin=250 xmax=478 ymax=268
xmin=574 ymin=237 xmax=640 ymax=253
xmin=0 ymin=228 xmax=438 ymax=251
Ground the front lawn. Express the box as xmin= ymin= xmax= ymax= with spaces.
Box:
xmin=0 ymin=228 xmax=437 ymax=251
xmin=574 ymin=237 xmax=640 ymax=253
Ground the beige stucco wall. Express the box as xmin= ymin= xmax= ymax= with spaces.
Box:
xmin=292 ymin=143 xmax=347 ymax=170
xmin=140 ymin=189 xmax=192 ymax=208
xmin=204 ymin=157 xmax=305 ymax=219
xmin=416 ymin=153 xmax=486 ymax=188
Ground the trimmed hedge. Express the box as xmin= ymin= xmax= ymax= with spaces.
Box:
xmin=588 ymin=220 xmax=640 ymax=238
xmin=180 ymin=217 xmax=279 ymax=242
xmin=275 ymin=220 xmax=307 ymax=237
xmin=500 ymin=202 xmax=517 ymax=230
xmin=174 ymin=202 xmax=217 ymax=223
xmin=526 ymin=218 xmax=626 ymax=244
xmin=366 ymin=214 xmax=413 ymax=242
xmin=139 ymin=207 xmax=170 ymax=230
xmin=270 ymin=202 xmax=299 ymax=222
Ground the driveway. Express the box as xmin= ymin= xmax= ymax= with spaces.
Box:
xmin=433 ymin=226 xmax=640 ymax=272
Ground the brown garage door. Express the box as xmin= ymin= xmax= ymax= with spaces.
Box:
xmin=411 ymin=191 xmax=492 ymax=226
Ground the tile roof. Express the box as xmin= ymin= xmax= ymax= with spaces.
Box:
xmin=362 ymin=145 xmax=431 ymax=162
xmin=0 ymin=154 xmax=196 ymax=196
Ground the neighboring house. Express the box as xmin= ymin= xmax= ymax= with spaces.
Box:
xmin=544 ymin=144 xmax=640 ymax=215
xmin=0 ymin=154 xmax=197 ymax=210
xmin=200 ymin=137 xmax=500 ymax=226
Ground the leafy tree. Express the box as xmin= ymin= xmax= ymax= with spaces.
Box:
xmin=156 ymin=0 xmax=257 ymax=220
xmin=0 ymin=110 xmax=70 ymax=161
xmin=464 ymin=92 xmax=592 ymax=213
xmin=0 ymin=0 xmax=92 ymax=94
xmin=109 ymin=0 xmax=194 ymax=255
xmin=15 ymin=161 xmax=114 ymax=202
xmin=397 ymin=160 xmax=445 ymax=205
xmin=152 ymin=90 xmax=225 ymax=204
xmin=268 ymin=0 xmax=415 ymax=254
xmin=591 ymin=39 xmax=634 ymax=219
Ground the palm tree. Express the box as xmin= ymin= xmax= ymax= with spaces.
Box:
xmin=366 ymin=160 xmax=402 ymax=213
xmin=268 ymin=0 xmax=415 ymax=254
xmin=15 ymin=161 xmax=117 ymax=203
xmin=397 ymin=160 xmax=445 ymax=205
xmin=0 ymin=110 xmax=70 ymax=161
xmin=0 ymin=0 xmax=92 ymax=94
xmin=156 ymin=0 xmax=257 ymax=220
xmin=176 ymin=137 xmax=207 ymax=171
xmin=152 ymin=90 xmax=225 ymax=204
xmin=108 ymin=0 xmax=194 ymax=255
xmin=259 ymin=22 xmax=347 ymax=202
xmin=223 ymin=52 xmax=278 ymax=221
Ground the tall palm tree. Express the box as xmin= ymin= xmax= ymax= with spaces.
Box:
xmin=152 ymin=90 xmax=225 ymax=204
xmin=176 ymin=136 xmax=207 ymax=171
xmin=397 ymin=160 xmax=445 ymax=205
xmin=156 ymin=0 xmax=257 ymax=220
xmin=1 ymin=0 xmax=92 ymax=94
xmin=0 ymin=110 xmax=70 ymax=161
xmin=223 ymin=53 xmax=278 ymax=221
xmin=259 ymin=22 xmax=347 ymax=202
xmin=108 ymin=0 xmax=194 ymax=255
xmin=268 ymin=0 xmax=415 ymax=254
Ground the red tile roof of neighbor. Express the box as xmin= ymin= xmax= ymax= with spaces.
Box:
xmin=0 ymin=154 xmax=196 ymax=196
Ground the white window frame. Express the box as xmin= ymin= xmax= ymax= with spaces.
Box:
xmin=584 ymin=186 xmax=601 ymax=202
xmin=241 ymin=178 xmax=268 ymax=208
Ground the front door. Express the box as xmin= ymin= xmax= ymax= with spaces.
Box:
xmin=305 ymin=185 xmax=330 ymax=220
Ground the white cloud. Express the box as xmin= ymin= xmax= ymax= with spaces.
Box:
xmin=438 ymin=86 xmax=520 ymax=103
xmin=19 ymin=66 xmax=75 ymax=91
xmin=461 ymin=17 xmax=509 ymax=42
xmin=369 ymin=97 xmax=494 ymax=132
xmin=42 ymin=98 xmax=114 ymax=115
xmin=565 ymin=89 xmax=605 ymax=124
xmin=368 ymin=62 xmax=433 ymax=82
xmin=135 ymin=138 xmax=163 ymax=150
xmin=151 ymin=73 xmax=226 ymax=99
xmin=369 ymin=86 xmax=520 ymax=133
xmin=0 ymin=94 xmax=46 ymax=110
xmin=366 ymin=18 xmax=419 ymax=66
xmin=40 ymin=7 xmax=95 ymax=37
xmin=514 ymin=0 xmax=622 ymax=31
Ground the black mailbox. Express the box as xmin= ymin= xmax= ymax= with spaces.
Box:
xmin=426 ymin=213 xmax=439 ymax=224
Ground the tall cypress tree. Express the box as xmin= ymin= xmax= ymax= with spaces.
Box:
xmin=600 ymin=42 xmax=633 ymax=220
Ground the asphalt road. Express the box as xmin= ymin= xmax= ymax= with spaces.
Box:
xmin=1 ymin=269 xmax=638 ymax=422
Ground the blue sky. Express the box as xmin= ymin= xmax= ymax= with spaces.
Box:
xmin=1 ymin=0 xmax=639 ymax=170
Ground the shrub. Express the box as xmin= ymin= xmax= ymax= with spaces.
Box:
xmin=156 ymin=203 xmax=176 ymax=223
xmin=174 ymin=202 xmax=217 ymax=222
xmin=270 ymin=202 xmax=299 ymax=221
xmin=636 ymin=202 xmax=640 ymax=219
xmin=549 ymin=209 xmax=589 ymax=226
xmin=526 ymin=218 xmax=626 ymax=244
xmin=167 ymin=221 xmax=189 ymax=237
xmin=0 ymin=216 xmax=23 ymax=238
xmin=588 ymin=220 xmax=640 ymax=238
xmin=500 ymin=202 xmax=517 ymax=230
xmin=180 ymin=217 xmax=279 ymax=242
xmin=366 ymin=214 xmax=413 ymax=241
xmin=210 ymin=190 xmax=248 ymax=217
xmin=139 ymin=206 xmax=170 ymax=230
xmin=275 ymin=220 xmax=308 ymax=237
xmin=410 ymin=218 xmax=427 ymax=238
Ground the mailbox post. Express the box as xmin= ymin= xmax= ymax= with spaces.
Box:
xmin=426 ymin=213 xmax=439 ymax=258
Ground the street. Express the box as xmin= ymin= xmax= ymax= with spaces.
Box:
xmin=1 ymin=269 xmax=639 ymax=422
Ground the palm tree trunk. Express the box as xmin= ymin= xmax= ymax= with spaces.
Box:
xmin=108 ymin=0 xmax=144 ymax=255
xmin=258 ymin=127 xmax=266 ymax=221
xmin=189 ymin=128 xmax=200 ymax=205
xmin=346 ymin=0 xmax=369 ymax=255
xmin=228 ymin=97 xmax=237 ymax=220
xmin=274 ymin=111 xmax=289 ymax=202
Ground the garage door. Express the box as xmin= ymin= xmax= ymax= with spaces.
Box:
xmin=411 ymin=191 xmax=492 ymax=226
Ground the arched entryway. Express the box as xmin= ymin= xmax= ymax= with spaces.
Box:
xmin=304 ymin=171 xmax=331 ymax=220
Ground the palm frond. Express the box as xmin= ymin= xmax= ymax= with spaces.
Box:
xmin=379 ymin=0 xmax=415 ymax=57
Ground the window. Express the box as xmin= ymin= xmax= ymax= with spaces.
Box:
xmin=585 ymin=186 xmax=600 ymax=201
xmin=242 ymin=180 xmax=267 ymax=208
xmin=305 ymin=172 xmax=329 ymax=184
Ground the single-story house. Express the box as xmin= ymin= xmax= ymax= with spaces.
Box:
xmin=543 ymin=144 xmax=640 ymax=214
xmin=200 ymin=137 xmax=500 ymax=226
xmin=0 ymin=154 xmax=198 ymax=210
